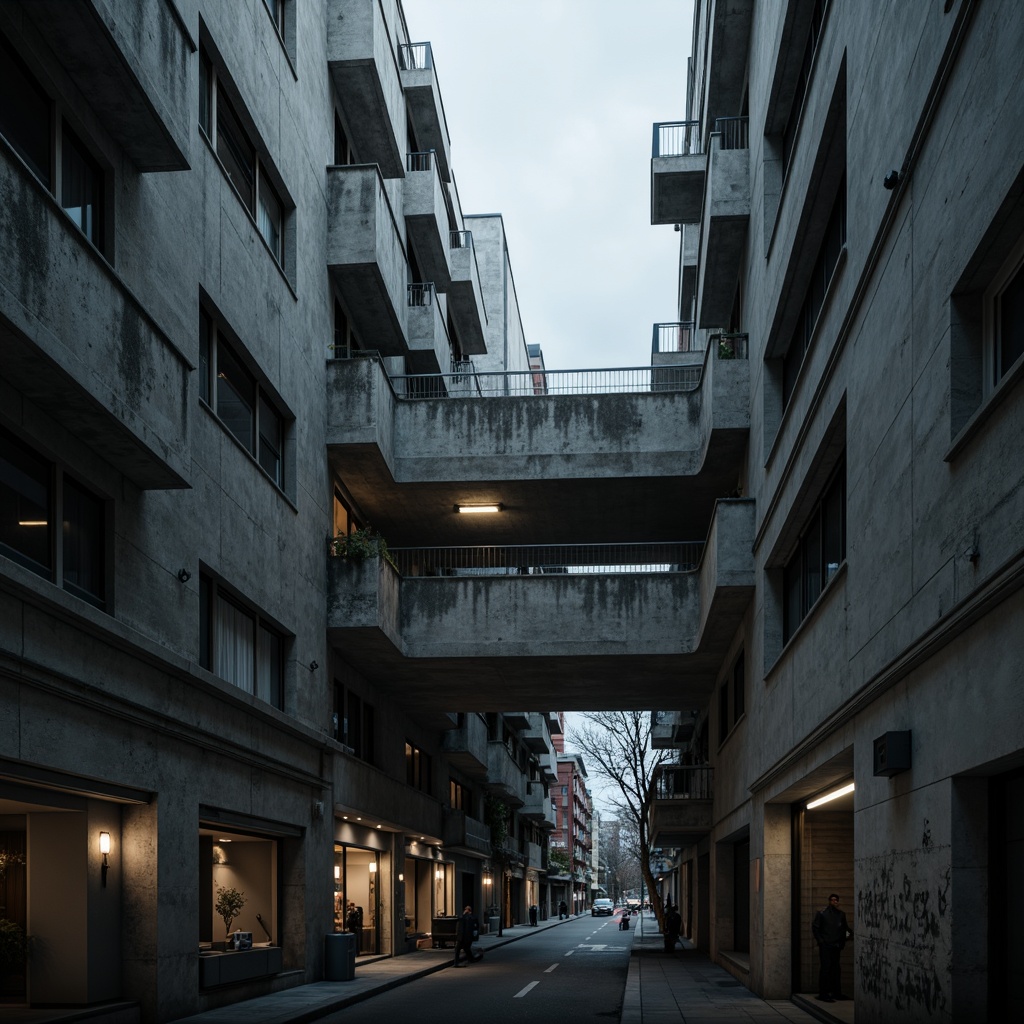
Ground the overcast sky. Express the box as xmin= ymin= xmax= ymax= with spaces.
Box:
xmin=407 ymin=0 xmax=695 ymax=370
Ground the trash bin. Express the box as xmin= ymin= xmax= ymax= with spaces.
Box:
xmin=529 ymin=905 xmax=538 ymax=926
xmin=324 ymin=932 xmax=356 ymax=981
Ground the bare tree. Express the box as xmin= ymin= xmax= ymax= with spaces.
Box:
xmin=568 ymin=710 xmax=675 ymax=932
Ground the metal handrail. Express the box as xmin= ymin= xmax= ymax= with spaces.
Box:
xmin=407 ymin=150 xmax=434 ymax=172
xmin=652 ymin=120 xmax=701 ymax=158
xmin=654 ymin=765 xmax=713 ymax=800
xmin=651 ymin=321 xmax=701 ymax=354
xmin=382 ymin=542 xmax=705 ymax=578
xmin=398 ymin=41 xmax=432 ymax=71
xmin=714 ymin=116 xmax=749 ymax=151
xmin=407 ymin=281 xmax=435 ymax=306
xmin=388 ymin=364 xmax=703 ymax=398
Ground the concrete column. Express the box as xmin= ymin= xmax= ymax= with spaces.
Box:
xmin=950 ymin=778 xmax=988 ymax=1023
xmin=762 ymin=803 xmax=793 ymax=998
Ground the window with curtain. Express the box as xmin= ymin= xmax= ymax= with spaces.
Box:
xmin=200 ymin=574 xmax=284 ymax=707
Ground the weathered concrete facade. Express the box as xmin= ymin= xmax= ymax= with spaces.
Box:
xmin=653 ymin=2 xmax=1024 ymax=1022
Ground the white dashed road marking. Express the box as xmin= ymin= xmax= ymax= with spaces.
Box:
xmin=545 ymin=963 xmax=559 ymax=973
xmin=514 ymin=981 xmax=540 ymax=998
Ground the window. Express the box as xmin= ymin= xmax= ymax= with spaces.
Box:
xmin=718 ymin=683 xmax=729 ymax=745
xmin=199 ymin=46 xmax=286 ymax=267
xmin=199 ymin=574 xmax=284 ymax=707
xmin=200 ymin=308 xmax=288 ymax=489
xmin=0 ymin=33 xmax=104 ymax=249
xmin=733 ymin=651 xmax=745 ymax=724
xmin=783 ymin=180 xmax=846 ymax=406
xmin=332 ymin=490 xmax=362 ymax=541
xmin=783 ymin=459 xmax=846 ymax=643
xmin=0 ymin=427 xmax=106 ymax=608
xmin=333 ymin=683 xmax=374 ymax=763
xmin=781 ymin=0 xmax=829 ymax=179
xmin=406 ymin=742 xmax=431 ymax=793
xmin=984 ymin=240 xmax=1024 ymax=391
xmin=332 ymin=299 xmax=364 ymax=358
xmin=449 ymin=779 xmax=464 ymax=811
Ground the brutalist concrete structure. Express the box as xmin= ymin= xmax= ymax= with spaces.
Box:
xmin=650 ymin=2 xmax=1024 ymax=1022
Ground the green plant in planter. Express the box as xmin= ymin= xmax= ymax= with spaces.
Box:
xmin=331 ymin=527 xmax=397 ymax=569
xmin=215 ymin=886 xmax=247 ymax=938
xmin=0 ymin=919 xmax=27 ymax=974
xmin=718 ymin=338 xmax=736 ymax=359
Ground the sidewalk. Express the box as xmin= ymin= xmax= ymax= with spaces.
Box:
xmin=169 ymin=913 xmax=840 ymax=1024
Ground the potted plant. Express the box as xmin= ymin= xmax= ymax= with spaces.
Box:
xmin=331 ymin=526 xmax=397 ymax=569
xmin=0 ymin=919 xmax=27 ymax=977
xmin=215 ymin=886 xmax=247 ymax=946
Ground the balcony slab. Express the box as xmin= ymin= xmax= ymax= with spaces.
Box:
xmin=652 ymin=152 xmax=706 ymax=225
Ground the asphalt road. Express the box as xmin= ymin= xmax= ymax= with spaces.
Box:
xmin=320 ymin=912 xmax=634 ymax=1023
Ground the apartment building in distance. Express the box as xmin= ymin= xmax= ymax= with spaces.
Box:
xmin=648 ymin=1 xmax=1024 ymax=1021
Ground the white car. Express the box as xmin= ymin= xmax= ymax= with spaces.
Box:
xmin=591 ymin=898 xmax=614 ymax=916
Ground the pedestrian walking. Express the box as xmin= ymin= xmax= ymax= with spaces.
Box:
xmin=663 ymin=903 xmax=682 ymax=953
xmin=453 ymin=905 xmax=481 ymax=966
xmin=559 ymin=899 xmax=568 ymax=920
xmin=812 ymin=894 xmax=852 ymax=1002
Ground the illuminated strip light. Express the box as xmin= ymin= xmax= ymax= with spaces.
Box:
xmin=18 ymin=520 xmax=48 ymax=526
xmin=454 ymin=503 xmax=502 ymax=514
xmin=806 ymin=782 xmax=855 ymax=810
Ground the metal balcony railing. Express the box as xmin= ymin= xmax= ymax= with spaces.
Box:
xmin=654 ymin=765 xmax=713 ymax=801
xmin=385 ymin=541 xmax=705 ymax=578
xmin=652 ymin=321 xmax=701 ymax=354
xmin=714 ymin=116 xmax=749 ymax=151
xmin=398 ymin=41 xmax=433 ymax=71
xmin=389 ymin=364 xmax=703 ymax=399
xmin=408 ymin=281 xmax=435 ymax=306
xmin=450 ymin=229 xmax=473 ymax=249
xmin=407 ymin=150 xmax=435 ymax=172
xmin=652 ymin=119 xmax=701 ymax=158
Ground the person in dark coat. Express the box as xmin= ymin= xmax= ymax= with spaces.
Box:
xmin=812 ymin=894 xmax=853 ymax=1001
xmin=453 ymin=905 xmax=481 ymax=966
xmin=559 ymin=899 xmax=568 ymax=920
xmin=663 ymin=904 xmax=682 ymax=952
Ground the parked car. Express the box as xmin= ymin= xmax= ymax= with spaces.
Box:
xmin=591 ymin=898 xmax=614 ymax=917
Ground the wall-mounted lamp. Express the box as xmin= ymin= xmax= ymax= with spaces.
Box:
xmin=176 ymin=568 xmax=192 ymax=583
xmin=334 ymin=865 xmax=340 ymax=880
xmin=398 ymin=872 xmax=404 ymax=882
xmin=309 ymin=661 xmax=319 ymax=672
xmin=99 ymin=831 xmax=111 ymax=887
xmin=483 ymin=876 xmax=492 ymax=886
xmin=369 ymin=861 xmax=377 ymax=873
xmin=454 ymin=503 xmax=503 ymax=514
xmin=806 ymin=782 xmax=855 ymax=810
xmin=435 ymin=868 xmax=443 ymax=880
xmin=883 ymin=169 xmax=901 ymax=190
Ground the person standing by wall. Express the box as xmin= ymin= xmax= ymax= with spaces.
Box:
xmin=663 ymin=904 xmax=682 ymax=953
xmin=812 ymin=894 xmax=852 ymax=1002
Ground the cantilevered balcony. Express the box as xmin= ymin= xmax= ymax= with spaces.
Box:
xmin=442 ymin=713 xmax=489 ymax=780
xmin=447 ymin=230 xmax=487 ymax=354
xmin=521 ymin=781 xmax=556 ymax=829
xmin=324 ymin=500 xmax=755 ymax=713
xmin=406 ymin=283 xmax=449 ymax=374
xmin=326 ymin=164 xmax=407 ymax=354
xmin=486 ymin=741 xmax=527 ymax=807
xmin=0 ymin=147 xmax=189 ymax=489
xmin=521 ymin=713 xmax=555 ymax=758
xmin=697 ymin=118 xmax=750 ymax=329
xmin=398 ymin=42 xmax=452 ymax=184
xmin=649 ymin=765 xmax=713 ymax=846
xmin=651 ymin=120 xmax=704 ymax=225
xmin=442 ymin=809 xmax=491 ymax=858
xmin=651 ymin=711 xmax=698 ymax=749
xmin=14 ymin=0 xmax=190 ymax=171
xmin=327 ymin=0 xmax=405 ymax=178
xmin=403 ymin=152 xmax=451 ymax=288
xmin=325 ymin=355 xmax=749 ymax=548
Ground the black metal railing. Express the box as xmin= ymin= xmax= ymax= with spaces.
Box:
xmin=389 ymin=364 xmax=703 ymax=398
xmin=407 ymin=281 xmax=435 ymax=307
xmin=654 ymin=765 xmax=713 ymax=800
xmin=407 ymin=150 xmax=434 ymax=172
xmin=384 ymin=541 xmax=705 ymax=578
xmin=398 ymin=41 xmax=432 ymax=71
xmin=715 ymin=116 xmax=749 ymax=151
xmin=652 ymin=321 xmax=701 ymax=355
xmin=652 ymin=119 xmax=701 ymax=158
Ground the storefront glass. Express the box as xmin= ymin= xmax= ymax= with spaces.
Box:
xmin=333 ymin=844 xmax=380 ymax=954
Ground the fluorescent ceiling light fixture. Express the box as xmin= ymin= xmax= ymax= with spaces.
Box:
xmin=455 ymin=503 xmax=502 ymax=514
xmin=18 ymin=520 xmax=47 ymax=526
xmin=806 ymin=782 xmax=855 ymax=809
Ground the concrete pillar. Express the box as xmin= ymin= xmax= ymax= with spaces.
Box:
xmin=762 ymin=803 xmax=793 ymax=998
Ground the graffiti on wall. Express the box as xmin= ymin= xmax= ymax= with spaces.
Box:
xmin=856 ymin=843 xmax=951 ymax=1016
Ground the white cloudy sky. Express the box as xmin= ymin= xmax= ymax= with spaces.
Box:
xmin=407 ymin=0 xmax=695 ymax=370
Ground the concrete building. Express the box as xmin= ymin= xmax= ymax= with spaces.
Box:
xmin=0 ymin=0 xmax=564 ymax=1017
xmin=649 ymin=1 xmax=1024 ymax=1021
